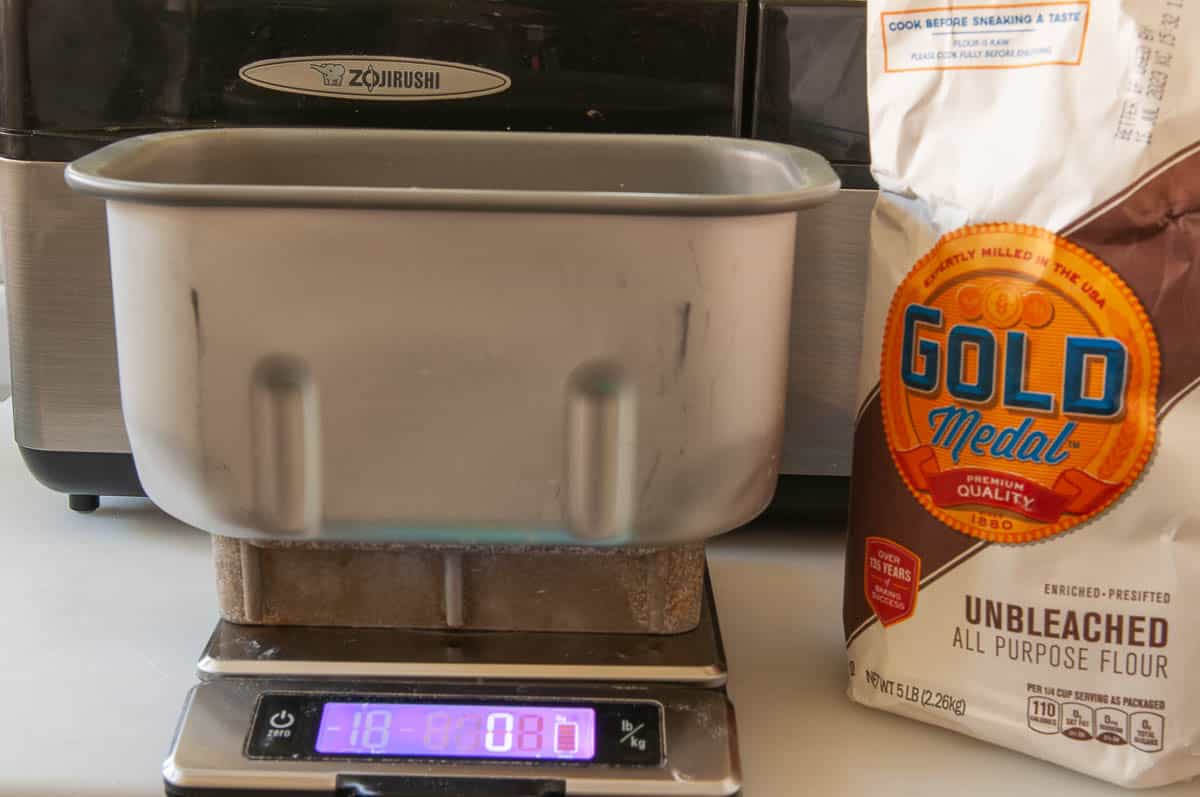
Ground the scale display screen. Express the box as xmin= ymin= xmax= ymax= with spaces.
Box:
xmin=315 ymin=702 xmax=597 ymax=761
xmin=246 ymin=693 xmax=661 ymax=766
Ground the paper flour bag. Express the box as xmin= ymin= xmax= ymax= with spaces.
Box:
xmin=844 ymin=0 xmax=1199 ymax=787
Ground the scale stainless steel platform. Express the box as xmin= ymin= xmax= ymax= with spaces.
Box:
xmin=164 ymin=576 xmax=741 ymax=797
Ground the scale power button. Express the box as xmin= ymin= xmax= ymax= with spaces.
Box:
xmin=269 ymin=710 xmax=296 ymax=730
xmin=246 ymin=695 xmax=314 ymax=758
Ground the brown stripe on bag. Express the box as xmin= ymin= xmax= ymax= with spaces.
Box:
xmin=1064 ymin=145 xmax=1200 ymax=409
xmin=843 ymin=395 xmax=989 ymax=639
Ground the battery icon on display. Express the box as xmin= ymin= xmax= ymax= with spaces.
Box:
xmin=554 ymin=718 xmax=579 ymax=754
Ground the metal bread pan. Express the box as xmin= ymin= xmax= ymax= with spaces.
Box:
xmin=66 ymin=128 xmax=839 ymax=544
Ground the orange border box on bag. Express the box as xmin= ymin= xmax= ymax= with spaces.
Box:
xmin=881 ymin=1 xmax=1091 ymax=73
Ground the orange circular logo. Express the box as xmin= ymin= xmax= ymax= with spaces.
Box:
xmin=880 ymin=224 xmax=1160 ymax=543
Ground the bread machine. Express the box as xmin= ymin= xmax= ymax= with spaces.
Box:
xmin=0 ymin=0 xmax=871 ymax=511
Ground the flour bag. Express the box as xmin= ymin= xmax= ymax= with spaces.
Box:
xmin=844 ymin=0 xmax=1199 ymax=787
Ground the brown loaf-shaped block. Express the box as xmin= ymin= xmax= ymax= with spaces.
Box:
xmin=212 ymin=536 xmax=706 ymax=634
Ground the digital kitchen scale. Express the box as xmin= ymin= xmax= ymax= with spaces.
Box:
xmin=164 ymin=576 xmax=741 ymax=796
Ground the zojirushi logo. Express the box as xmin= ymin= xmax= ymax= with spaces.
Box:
xmin=239 ymin=56 xmax=511 ymax=102
xmin=880 ymin=224 xmax=1159 ymax=543
xmin=345 ymin=65 xmax=441 ymax=92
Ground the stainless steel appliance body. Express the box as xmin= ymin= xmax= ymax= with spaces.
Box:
xmin=0 ymin=158 xmax=141 ymax=499
xmin=755 ymin=0 xmax=873 ymax=478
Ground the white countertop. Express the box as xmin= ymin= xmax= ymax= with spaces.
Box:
xmin=0 ymin=402 xmax=1191 ymax=796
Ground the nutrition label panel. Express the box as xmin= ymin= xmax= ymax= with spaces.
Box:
xmin=1025 ymin=686 xmax=1165 ymax=752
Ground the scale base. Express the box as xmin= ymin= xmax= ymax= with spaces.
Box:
xmin=165 ymin=573 xmax=741 ymax=797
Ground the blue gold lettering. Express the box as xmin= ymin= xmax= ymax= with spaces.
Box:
xmin=1063 ymin=337 xmax=1127 ymax=417
xmin=947 ymin=325 xmax=995 ymax=402
xmin=926 ymin=408 xmax=1076 ymax=466
xmin=1016 ymin=430 xmax=1049 ymax=462
xmin=1004 ymin=331 xmax=1054 ymax=411
xmin=991 ymin=417 xmax=1032 ymax=459
xmin=1045 ymin=421 xmax=1076 ymax=465
xmin=969 ymin=424 xmax=997 ymax=455
xmin=902 ymin=304 xmax=942 ymax=393
xmin=928 ymin=406 xmax=980 ymax=463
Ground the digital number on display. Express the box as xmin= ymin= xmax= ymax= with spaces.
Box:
xmin=314 ymin=702 xmax=597 ymax=761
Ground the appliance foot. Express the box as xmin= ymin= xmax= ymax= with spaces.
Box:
xmin=69 ymin=494 xmax=100 ymax=513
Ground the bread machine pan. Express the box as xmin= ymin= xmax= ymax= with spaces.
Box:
xmin=66 ymin=128 xmax=839 ymax=544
